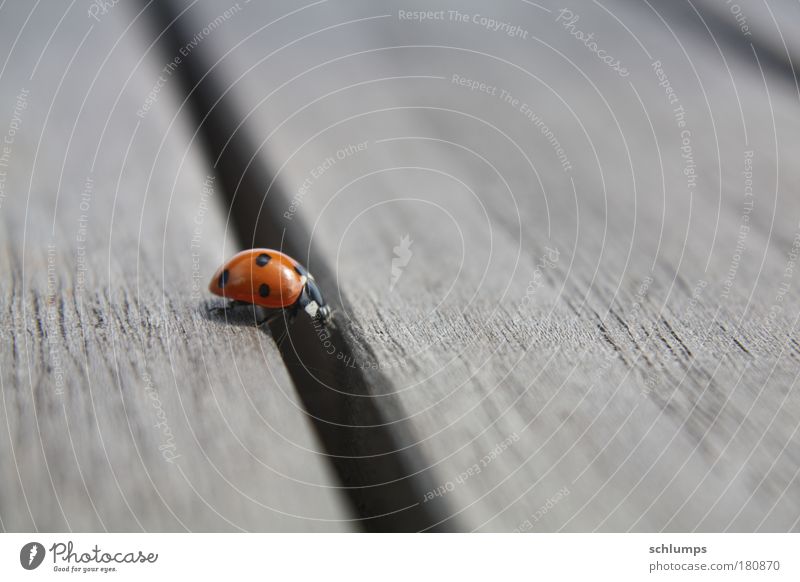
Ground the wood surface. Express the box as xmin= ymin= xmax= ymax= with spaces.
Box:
xmin=0 ymin=2 xmax=351 ymax=531
xmin=170 ymin=0 xmax=800 ymax=531
xmin=1 ymin=0 xmax=799 ymax=532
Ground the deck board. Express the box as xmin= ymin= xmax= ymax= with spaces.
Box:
xmin=0 ymin=3 xmax=351 ymax=531
xmin=174 ymin=0 xmax=800 ymax=530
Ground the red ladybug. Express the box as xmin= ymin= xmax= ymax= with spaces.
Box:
xmin=209 ymin=249 xmax=332 ymax=325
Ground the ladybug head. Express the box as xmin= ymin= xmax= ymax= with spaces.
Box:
xmin=307 ymin=302 xmax=332 ymax=325
xmin=301 ymin=276 xmax=333 ymax=325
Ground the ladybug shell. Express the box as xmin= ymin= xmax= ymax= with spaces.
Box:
xmin=209 ymin=249 xmax=306 ymax=309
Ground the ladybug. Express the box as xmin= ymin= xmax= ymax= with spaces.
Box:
xmin=209 ymin=249 xmax=332 ymax=326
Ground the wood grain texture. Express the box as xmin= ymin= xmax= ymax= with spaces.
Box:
xmin=0 ymin=3 xmax=351 ymax=531
xmin=178 ymin=0 xmax=800 ymax=530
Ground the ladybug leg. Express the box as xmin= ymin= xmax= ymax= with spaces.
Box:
xmin=274 ymin=312 xmax=297 ymax=347
xmin=257 ymin=310 xmax=292 ymax=347
xmin=209 ymin=299 xmax=241 ymax=316
xmin=274 ymin=326 xmax=290 ymax=348
xmin=270 ymin=307 xmax=301 ymax=347
xmin=257 ymin=310 xmax=284 ymax=327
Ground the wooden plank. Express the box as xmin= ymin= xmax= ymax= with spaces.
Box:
xmin=0 ymin=3 xmax=352 ymax=531
xmin=176 ymin=0 xmax=800 ymax=531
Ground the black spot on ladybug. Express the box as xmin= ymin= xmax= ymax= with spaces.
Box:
xmin=259 ymin=283 xmax=270 ymax=298
xmin=256 ymin=253 xmax=271 ymax=267
xmin=218 ymin=270 xmax=229 ymax=288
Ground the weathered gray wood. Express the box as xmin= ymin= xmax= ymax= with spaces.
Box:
xmin=180 ymin=0 xmax=800 ymax=531
xmin=0 ymin=3 xmax=351 ymax=531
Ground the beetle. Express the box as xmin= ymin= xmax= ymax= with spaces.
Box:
xmin=208 ymin=249 xmax=332 ymax=328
